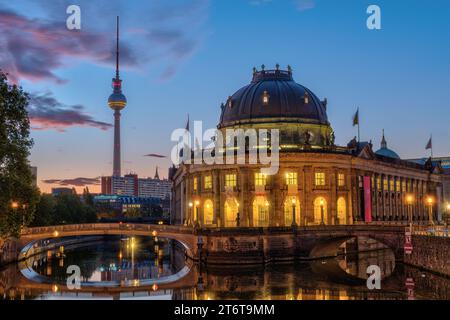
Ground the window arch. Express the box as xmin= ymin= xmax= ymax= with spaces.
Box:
xmin=337 ymin=197 xmax=346 ymax=225
xmin=224 ymin=198 xmax=239 ymax=227
xmin=284 ymin=196 xmax=300 ymax=226
xmin=313 ymin=197 xmax=328 ymax=225
xmin=204 ymin=199 xmax=214 ymax=225
xmin=253 ymin=196 xmax=270 ymax=227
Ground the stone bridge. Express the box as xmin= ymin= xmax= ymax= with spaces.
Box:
xmin=12 ymin=223 xmax=408 ymax=265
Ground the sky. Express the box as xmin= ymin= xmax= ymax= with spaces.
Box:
xmin=1 ymin=0 xmax=450 ymax=193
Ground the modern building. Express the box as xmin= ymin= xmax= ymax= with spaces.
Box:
xmin=51 ymin=187 xmax=75 ymax=197
xmin=101 ymin=169 xmax=172 ymax=200
xmin=171 ymin=66 xmax=445 ymax=227
xmin=93 ymin=195 xmax=170 ymax=216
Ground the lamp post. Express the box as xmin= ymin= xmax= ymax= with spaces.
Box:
xmin=320 ymin=198 xmax=325 ymax=225
xmin=195 ymin=200 xmax=200 ymax=228
xmin=236 ymin=202 xmax=240 ymax=227
xmin=291 ymin=198 xmax=297 ymax=227
xmin=406 ymin=194 xmax=414 ymax=233
xmin=426 ymin=196 xmax=434 ymax=225
xmin=188 ymin=202 xmax=193 ymax=226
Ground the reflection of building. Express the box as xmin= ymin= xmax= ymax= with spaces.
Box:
xmin=101 ymin=169 xmax=172 ymax=200
xmin=172 ymin=66 xmax=444 ymax=227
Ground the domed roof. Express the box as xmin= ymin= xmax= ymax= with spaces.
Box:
xmin=218 ymin=66 xmax=329 ymax=128
xmin=375 ymin=130 xmax=400 ymax=159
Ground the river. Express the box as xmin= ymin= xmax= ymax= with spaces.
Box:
xmin=1 ymin=235 xmax=448 ymax=300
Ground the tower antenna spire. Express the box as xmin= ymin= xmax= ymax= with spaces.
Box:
xmin=116 ymin=16 xmax=120 ymax=79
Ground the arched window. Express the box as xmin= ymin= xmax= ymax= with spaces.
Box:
xmin=313 ymin=197 xmax=328 ymax=225
xmin=284 ymin=196 xmax=300 ymax=226
xmin=204 ymin=199 xmax=214 ymax=225
xmin=337 ymin=197 xmax=346 ymax=225
xmin=224 ymin=198 xmax=239 ymax=227
xmin=253 ymin=196 xmax=270 ymax=227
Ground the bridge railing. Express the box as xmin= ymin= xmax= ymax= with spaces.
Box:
xmin=21 ymin=223 xmax=195 ymax=237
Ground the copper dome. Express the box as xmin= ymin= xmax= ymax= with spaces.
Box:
xmin=218 ymin=67 xmax=329 ymax=129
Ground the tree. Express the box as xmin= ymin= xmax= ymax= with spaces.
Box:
xmin=83 ymin=187 xmax=94 ymax=207
xmin=0 ymin=71 xmax=39 ymax=239
xmin=31 ymin=194 xmax=56 ymax=227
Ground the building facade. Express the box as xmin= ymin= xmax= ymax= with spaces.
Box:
xmin=171 ymin=67 xmax=444 ymax=227
xmin=101 ymin=171 xmax=172 ymax=200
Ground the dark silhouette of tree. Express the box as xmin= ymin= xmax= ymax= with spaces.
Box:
xmin=0 ymin=71 xmax=39 ymax=238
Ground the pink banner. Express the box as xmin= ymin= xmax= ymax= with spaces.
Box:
xmin=363 ymin=176 xmax=372 ymax=222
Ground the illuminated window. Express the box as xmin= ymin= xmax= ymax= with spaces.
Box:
xmin=262 ymin=90 xmax=270 ymax=105
xmin=286 ymin=172 xmax=298 ymax=186
xmin=225 ymin=174 xmax=237 ymax=188
xmin=255 ymin=173 xmax=266 ymax=186
xmin=193 ymin=177 xmax=198 ymax=191
xmin=338 ymin=173 xmax=345 ymax=187
xmin=396 ymin=180 xmax=401 ymax=192
xmin=315 ymin=172 xmax=326 ymax=186
xmin=383 ymin=178 xmax=388 ymax=191
xmin=389 ymin=179 xmax=394 ymax=191
xmin=303 ymin=92 xmax=309 ymax=104
xmin=204 ymin=176 xmax=212 ymax=189
xmin=402 ymin=181 xmax=406 ymax=192
xmin=377 ymin=177 xmax=381 ymax=190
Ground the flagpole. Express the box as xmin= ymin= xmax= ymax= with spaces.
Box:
xmin=357 ymin=107 xmax=360 ymax=143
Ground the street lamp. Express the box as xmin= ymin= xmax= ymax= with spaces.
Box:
xmin=320 ymin=198 xmax=325 ymax=225
xmin=426 ymin=196 xmax=434 ymax=225
xmin=236 ymin=202 xmax=240 ymax=227
xmin=188 ymin=202 xmax=193 ymax=226
xmin=291 ymin=198 xmax=297 ymax=227
xmin=195 ymin=200 xmax=200 ymax=228
xmin=406 ymin=194 xmax=414 ymax=232
xmin=11 ymin=201 xmax=19 ymax=209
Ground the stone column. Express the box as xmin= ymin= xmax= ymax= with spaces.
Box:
xmin=303 ymin=166 xmax=313 ymax=225
xmin=239 ymin=168 xmax=249 ymax=227
xmin=330 ymin=168 xmax=337 ymax=225
xmin=273 ymin=171 xmax=282 ymax=226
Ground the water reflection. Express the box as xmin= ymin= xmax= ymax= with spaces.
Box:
xmin=1 ymin=236 xmax=449 ymax=300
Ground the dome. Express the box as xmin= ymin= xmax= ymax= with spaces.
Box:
xmin=218 ymin=66 xmax=329 ymax=129
xmin=375 ymin=148 xmax=400 ymax=159
xmin=375 ymin=130 xmax=400 ymax=159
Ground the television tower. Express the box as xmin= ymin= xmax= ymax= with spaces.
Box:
xmin=108 ymin=16 xmax=127 ymax=177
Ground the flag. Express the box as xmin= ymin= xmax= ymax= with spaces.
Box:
xmin=352 ymin=108 xmax=359 ymax=126
xmin=425 ymin=136 xmax=432 ymax=150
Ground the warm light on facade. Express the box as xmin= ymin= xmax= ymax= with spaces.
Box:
xmin=406 ymin=194 xmax=414 ymax=204
xmin=426 ymin=196 xmax=434 ymax=205
xmin=189 ymin=202 xmax=193 ymax=208
xmin=319 ymin=199 xmax=325 ymax=206
xmin=11 ymin=201 xmax=19 ymax=209
xmin=53 ymin=230 xmax=59 ymax=237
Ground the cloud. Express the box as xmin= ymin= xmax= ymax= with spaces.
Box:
xmin=295 ymin=0 xmax=315 ymax=11
xmin=42 ymin=177 xmax=100 ymax=187
xmin=28 ymin=92 xmax=112 ymax=132
xmin=144 ymin=153 xmax=167 ymax=158
xmin=0 ymin=1 xmax=210 ymax=83
xmin=0 ymin=9 xmax=138 ymax=84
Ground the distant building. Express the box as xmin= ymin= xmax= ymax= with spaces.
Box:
xmin=52 ymin=187 xmax=75 ymax=197
xmin=30 ymin=166 xmax=37 ymax=187
xmin=101 ymin=168 xmax=172 ymax=199
xmin=93 ymin=195 xmax=170 ymax=216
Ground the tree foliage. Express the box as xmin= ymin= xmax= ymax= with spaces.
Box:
xmin=31 ymin=193 xmax=97 ymax=226
xmin=0 ymin=71 xmax=39 ymax=239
